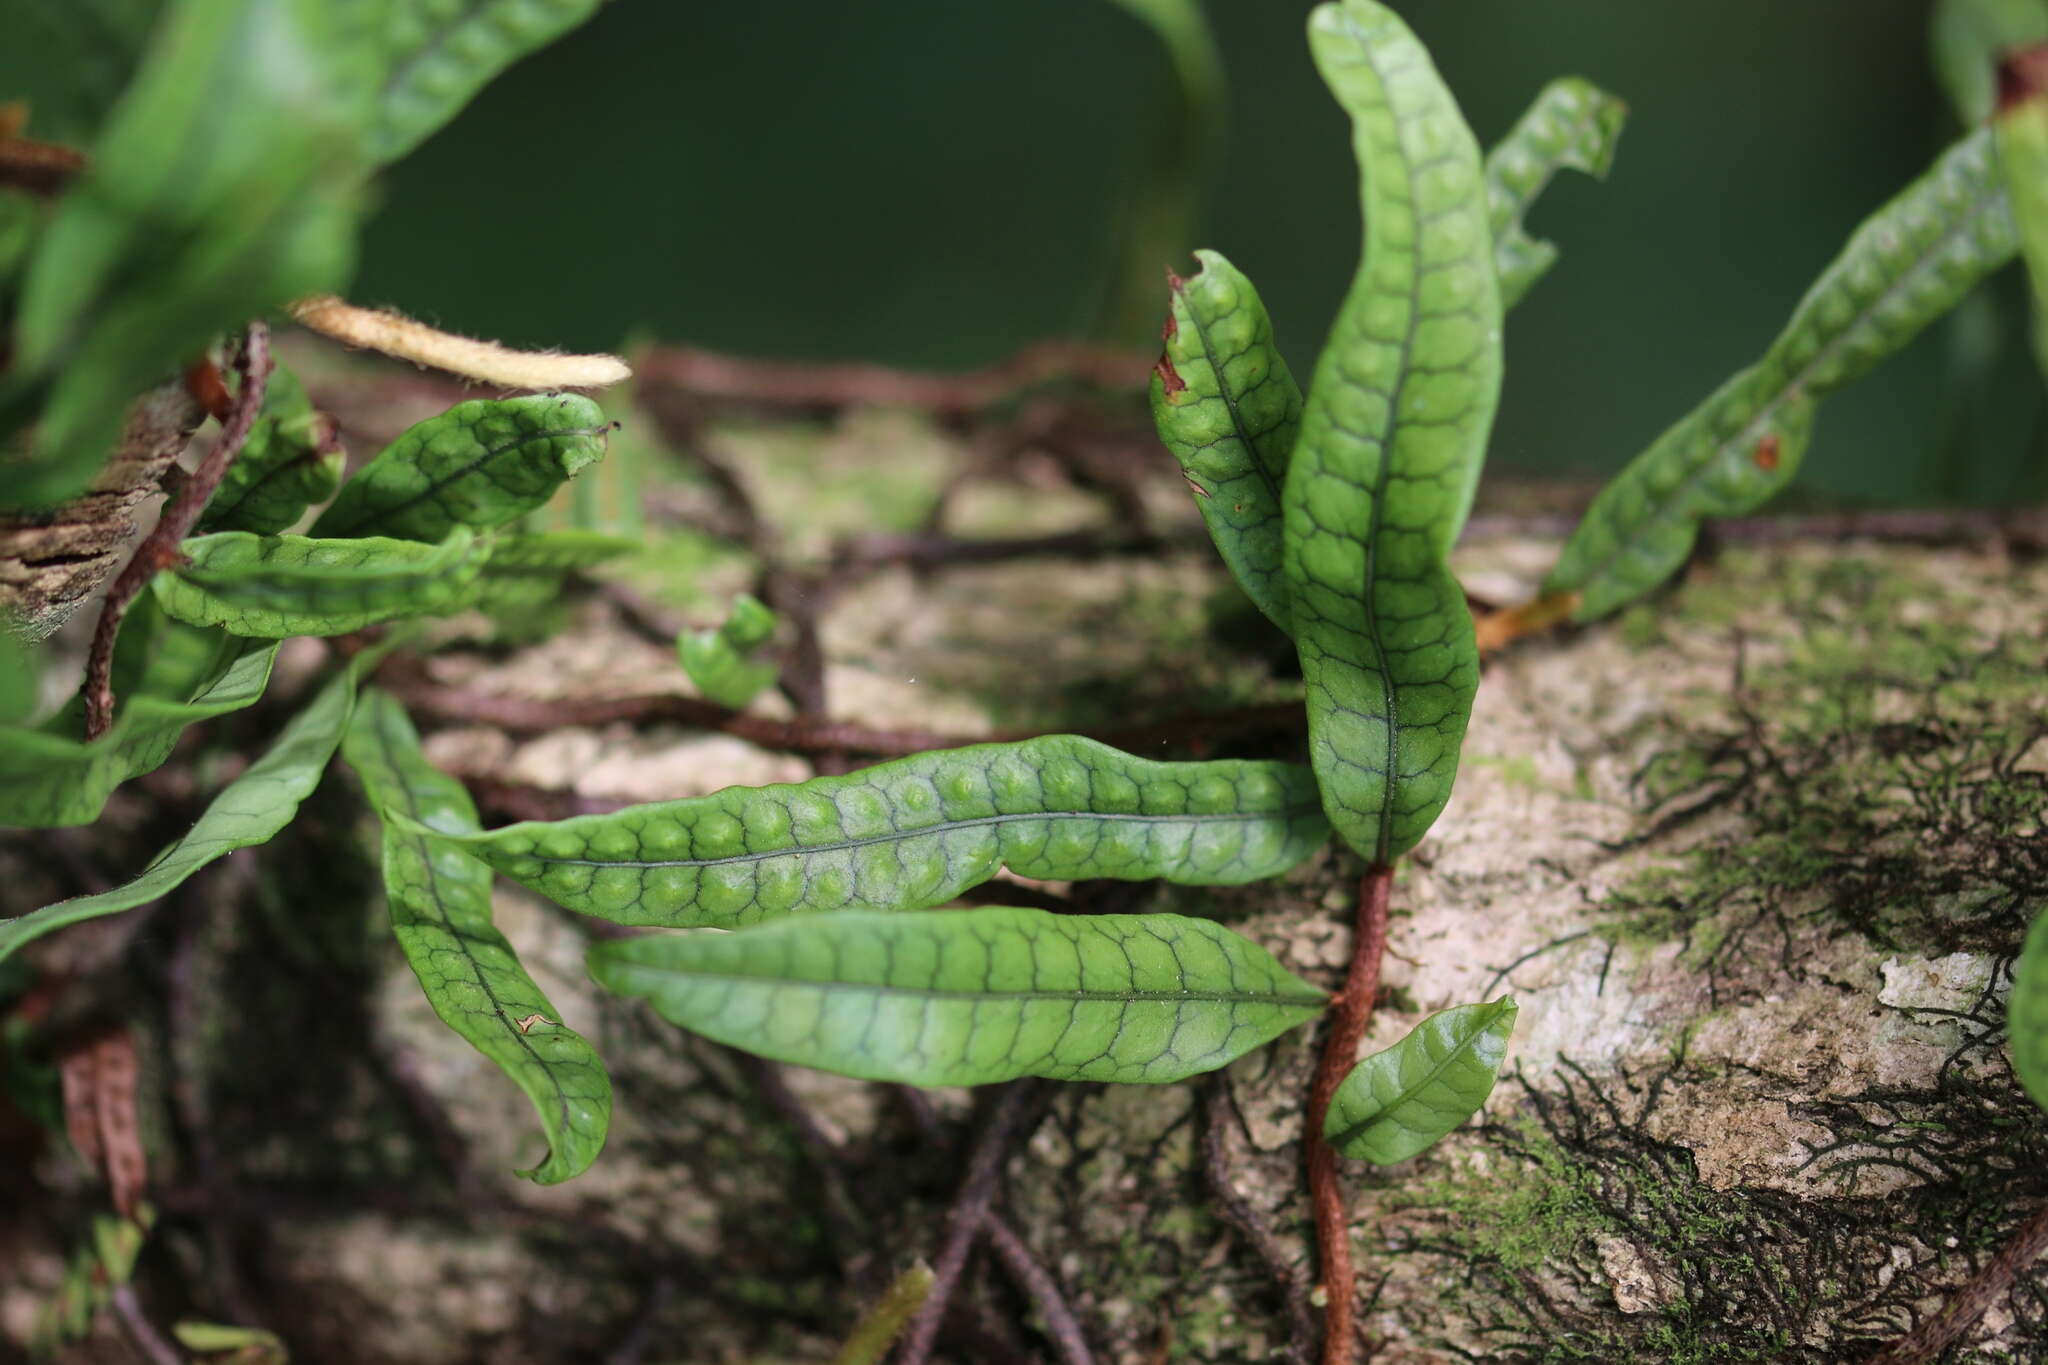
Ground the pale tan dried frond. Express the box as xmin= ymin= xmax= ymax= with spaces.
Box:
xmin=290 ymin=295 xmax=631 ymax=391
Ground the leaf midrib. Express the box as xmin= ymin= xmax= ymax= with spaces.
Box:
xmin=321 ymin=422 xmax=611 ymax=538
xmin=633 ymin=966 xmax=1328 ymax=1010
xmin=1326 ymin=1016 xmax=1495 ymax=1151
xmin=506 ymin=804 xmax=1325 ymax=870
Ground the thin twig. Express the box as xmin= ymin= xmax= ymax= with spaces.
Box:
xmin=381 ymin=666 xmax=1305 ymax=762
xmin=981 ymin=1215 xmax=1095 ymax=1365
xmin=1305 ymin=865 xmax=1393 ymax=1365
xmin=636 ymin=342 xmax=1151 ymax=416
xmin=898 ymin=1082 xmax=1047 ymax=1365
xmin=1866 ymin=1201 xmax=2048 ymax=1364
xmin=1203 ymin=1081 xmax=1316 ymax=1365
xmin=109 ymin=1284 xmax=182 ymax=1365
xmin=83 ymin=322 xmax=272 ymax=738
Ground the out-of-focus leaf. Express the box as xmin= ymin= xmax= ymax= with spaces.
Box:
xmin=152 ymin=526 xmax=490 ymax=637
xmin=1996 ymin=44 xmax=2048 ymax=384
xmin=0 ymin=0 xmax=166 ymax=145
xmin=1546 ymin=130 xmax=2018 ymax=619
xmin=343 ymin=688 xmax=611 ymax=1183
xmin=590 ymin=908 xmax=1327 ymax=1086
xmin=310 ymin=394 xmax=611 ymax=542
xmin=0 ymin=638 xmax=277 ymax=828
xmin=469 ymin=529 xmax=634 ymax=616
xmin=678 ymin=592 xmax=779 ymax=708
xmin=367 ymin=0 xmax=608 ymax=164
xmin=0 ymin=632 xmax=35 ymax=724
xmin=0 ymin=649 xmax=383 ymax=964
xmin=196 ymin=362 xmax=343 ymax=535
xmin=9 ymin=0 xmax=371 ymax=508
xmin=2013 ymin=910 xmax=2048 ymax=1114
xmin=1324 ymin=998 xmax=1517 ymax=1164
xmin=432 ymin=735 xmax=1329 ymax=927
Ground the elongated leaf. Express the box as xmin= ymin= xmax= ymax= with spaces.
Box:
xmin=1486 ymin=77 xmax=1627 ymax=308
xmin=196 ymin=363 xmax=344 ymax=535
xmin=469 ymin=529 xmax=636 ymax=615
xmin=0 ymin=648 xmax=382 ymax=963
xmin=152 ymin=526 xmax=489 ymax=637
xmin=343 ymin=688 xmax=610 ymax=1184
xmin=434 ymin=735 xmax=1328 ymax=927
xmin=679 ymin=593 xmax=781 ymax=708
xmin=1325 ymin=997 xmax=1516 ymax=1164
xmin=0 ymin=633 xmax=36 ymax=725
xmin=1546 ymin=129 xmax=2018 ymax=620
xmin=367 ymin=0 xmax=607 ymax=164
xmin=1151 ymin=250 xmax=1302 ymax=634
xmin=590 ymin=908 xmax=1327 ymax=1087
xmin=310 ymin=394 xmax=612 ymax=542
xmin=7 ymin=0 xmax=369 ymax=508
xmin=2015 ymin=911 xmax=2048 ymax=1114
xmin=0 ymin=640 xmax=277 ymax=828
xmin=1284 ymin=0 xmax=1500 ymax=864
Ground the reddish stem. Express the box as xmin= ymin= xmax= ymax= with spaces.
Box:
xmin=1866 ymin=1201 xmax=2048 ymax=1364
xmin=83 ymin=322 xmax=272 ymax=739
xmin=1305 ymin=863 xmax=1393 ymax=1365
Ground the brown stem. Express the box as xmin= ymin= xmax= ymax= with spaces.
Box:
xmin=1305 ymin=864 xmax=1394 ymax=1365
xmin=981 ymin=1216 xmax=1095 ymax=1365
xmin=897 ymin=1082 xmax=1046 ymax=1365
xmin=1866 ymin=1201 xmax=2048 ymax=1365
xmin=1471 ymin=590 xmax=1579 ymax=655
xmin=83 ymin=322 xmax=272 ymax=739
xmin=635 ymin=341 xmax=1151 ymax=416
xmin=1203 ymin=1081 xmax=1316 ymax=1365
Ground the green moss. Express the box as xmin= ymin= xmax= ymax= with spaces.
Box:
xmin=1599 ymin=548 xmax=2048 ymax=960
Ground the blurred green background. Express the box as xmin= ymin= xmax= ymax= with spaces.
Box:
xmin=355 ymin=0 xmax=2042 ymax=506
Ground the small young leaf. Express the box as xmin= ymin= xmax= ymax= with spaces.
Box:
xmin=343 ymin=688 xmax=611 ymax=1184
xmin=589 ymin=908 xmax=1327 ymax=1087
xmin=433 ymin=735 xmax=1328 ymax=927
xmin=310 ymin=394 xmax=612 ymax=542
xmin=151 ymin=526 xmax=490 ymax=637
xmin=2013 ymin=910 xmax=2048 ymax=1114
xmin=1324 ymin=997 xmax=1517 ymax=1164
xmin=195 ymin=363 xmax=344 ymax=535
xmin=367 ymin=0 xmax=607 ymax=164
xmin=679 ymin=593 xmax=781 ymax=709
xmin=1284 ymin=0 xmax=1501 ymax=863
xmin=1151 ymin=250 xmax=1302 ymax=635
xmin=0 ymin=648 xmax=383 ymax=964
xmin=0 ymin=640 xmax=278 ymax=829
xmin=1546 ymin=128 xmax=2018 ymax=620
xmin=1486 ymin=77 xmax=1628 ymax=308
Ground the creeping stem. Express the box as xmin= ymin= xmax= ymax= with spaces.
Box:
xmin=1305 ymin=862 xmax=1393 ymax=1365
